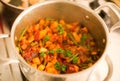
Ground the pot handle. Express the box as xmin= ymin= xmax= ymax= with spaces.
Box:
xmin=95 ymin=2 xmax=120 ymax=32
xmin=0 ymin=57 xmax=19 ymax=65
xmin=0 ymin=34 xmax=10 ymax=38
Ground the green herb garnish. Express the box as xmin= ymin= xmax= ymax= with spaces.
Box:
xmin=64 ymin=50 xmax=72 ymax=57
xmin=72 ymin=56 xmax=79 ymax=64
xmin=40 ymin=52 xmax=45 ymax=57
xmin=42 ymin=35 xmax=50 ymax=45
xmin=48 ymin=50 xmax=54 ymax=54
xmin=56 ymin=48 xmax=64 ymax=54
xmin=54 ymin=62 xmax=61 ymax=70
xmin=54 ymin=62 xmax=67 ymax=72
xmin=68 ymin=53 xmax=79 ymax=62
xmin=17 ymin=42 xmax=23 ymax=54
xmin=57 ymin=24 xmax=64 ymax=34
xmin=31 ymin=41 xmax=38 ymax=46
xmin=19 ymin=27 xmax=28 ymax=41
xmin=61 ymin=64 xmax=67 ymax=72
xmin=67 ymin=33 xmax=78 ymax=46
xmin=81 ymin=34 xmax=87 ymax=45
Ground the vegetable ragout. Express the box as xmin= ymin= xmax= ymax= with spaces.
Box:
xmin=17 ymin=18 xmax=101 ymax=74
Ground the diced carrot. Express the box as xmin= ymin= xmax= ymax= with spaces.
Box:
xmin=38 ymin=64 xmax=45 ymax=71
xmin=88 ymin=63 xmax=93 ymax=67
xmin=34 ymin=31 xmax=40 ymax=41
xmin=91 ymin=51 xmax=97 ymax=55
xmin=72 ymin=32 xmax=80 ymax=42
xmin=28 ymin=35 xmax=34 ymax=43
xmin=59 ymin=19 xmax=65 ymax=25
xmin=81 ymin=27 xmax=88 ymax=33
xmin=34 ymin=24 xmax=39 ymax=31
xmin=32 ymin=57 xmax=41 ymax=65
xmin=39 ymin=29 xmax=47 ymax=39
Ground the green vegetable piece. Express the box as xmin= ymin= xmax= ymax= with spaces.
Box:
xmin=81 ymin=34 xmax=87 ymax=45
xmin=54 ymin=62 xmax=61 ymax=70
xmin=87 ymin=44 xmax=91 ymax=50
xmin=40 ymin=52 xmax=45 ymax=57
xmin=56 ymin=48 xmax=64 ymax=54
xmin=61 ymin=64 xmax=67 ymax=72
xmin=72 ymin=56 xmax=79 ymax=64
xmin=19 ymin=27 xmax=28 ymax=41
xmin=42 ymin=35 xmax=50 ymax=45
xmin=67 ymin=33 xmax=78 ymax=46
xmin=79 ymin=64 xmax=88 ymax=69
xmin=57 ymin=24 xmax=64 ymax=34
xmin=68 ymin=53 xmax=79 ymax=62
xmin=17 ymin=42 xmax=23 ymax=54
xmin=31 ymin=41 xmax=38 ymax=46
xmin=64 ymin=50 xmax=72 ymax=57
xmin=48 ymin=50 xmax=54 ymax=54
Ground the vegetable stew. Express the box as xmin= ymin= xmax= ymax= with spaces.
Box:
xmin=17 ymin=18 xmax=101 ymax=74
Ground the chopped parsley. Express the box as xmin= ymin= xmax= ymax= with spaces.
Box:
xmin=40 ymin=52 xmax=45 ymax=57
xmin=42 ymin=35 xmax=50 ymax=45
xmin=56 ymin=48 xmax=64 ymax=54
xmin=48 ymin=50 xmax=54 ymax=54
xmin=57 ymin=24 xmax=64 ymax=34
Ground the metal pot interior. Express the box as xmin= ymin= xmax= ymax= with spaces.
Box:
xmin=12 ymin=0 xmax=107 ymax=74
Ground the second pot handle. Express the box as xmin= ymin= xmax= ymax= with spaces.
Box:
xmin=95 ymin=2 xmax=120 ymax=32
xmin=0 ymin=57 xmax=19 ymax=65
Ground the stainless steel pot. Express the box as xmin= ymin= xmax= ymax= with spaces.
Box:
xmin=1 ymin=1 xmax=120 ymax=81
xmin=0 ymin=0 xmax=23 ymax=26
xmin=0 ymin=0 xmax=46 ymax=26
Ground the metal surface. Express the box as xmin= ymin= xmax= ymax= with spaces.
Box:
xmin=0 ymin=14 xmax=23 ymax=81
xmin=11 ymin=1 xmax=109 ymax=81
xmin=0 ymin=0 xmax=120 ymax=81
xmin=87 ymin=55 xmax=113 ymax=81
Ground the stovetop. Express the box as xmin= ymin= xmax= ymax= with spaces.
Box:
xmin=0 ymin=0 xmax=120 ymax=81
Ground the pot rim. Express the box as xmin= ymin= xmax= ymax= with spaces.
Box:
xmin=11 ymin=0 xmax=109 ymax=78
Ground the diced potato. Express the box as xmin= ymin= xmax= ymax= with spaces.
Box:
xmin=72 ymin=32 xmax=80 ymax=42
xmin=28 ymin=35 xmax=34 ymax=43
xmin=38 ymin=64 xmax=45 ymax=71
xmin=91 ymin=51 xmax=97 ymax=55
xmin=51 ymin=21 xmax=58 ymax=29
xmin=32 ymin=57 xmax=41 ymax=65
xmin=45 ymin=62 xmax=59 ymax=74
xmin=34 ymin=24 xmax=39 ymax=31
xmin=21 ymin=44 xmax=27 ymax=50
xmin=88 ymin=63 xmax=93 ymax=67
xmin=40 ymin=47 xmax=48 ymax=52
xmin=39 ymin=29 xmax=47 ymax=39
xmin=63 ymin=31 xmax=67 ymax=39
xmin=59 ymin=19 xmax=65 ymax=25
